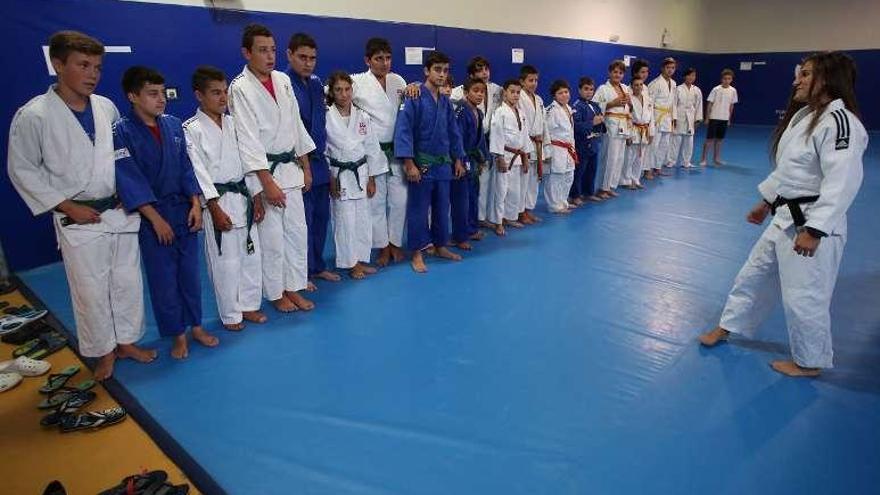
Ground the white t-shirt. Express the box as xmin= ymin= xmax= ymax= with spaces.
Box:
xmin=707 ymin=85 xmax=738 ymax=121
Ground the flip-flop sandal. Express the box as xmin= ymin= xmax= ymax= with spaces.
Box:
xmin=26 ymin=331 xmax=68 ymax=360
xmin=0 ymin=310 xmax=47 ymax=333
xmin=2 ymin=306 xmax=39 ymax=316
xmin=0 ymin=355 xmax=52 ymax=377
xmin=39 ymin=365 xmax=80 ymax=393
xmin=0 ymin=302 xmax=8 ymax=310
xmin=2 ymin=320 xmax=53 ymax=345
xmin=12 ymin=338 xmax=41 ymax=358
xmin=42 ymin=480 xmax=67 ymax=495
xmin=147 ymin=483 xmax=191 ymax=495
xmin=0 ymin=372 xmax=23 ymax=392
xmin=97 ymin=470 xmax=168 ymax=495
xmin=38 ymin=381 xmax=97 ymax=409
xmin=40 ymin=390 xmax=97 ymax=426
xmin=60 ymin=407 xmax=126 ymax=433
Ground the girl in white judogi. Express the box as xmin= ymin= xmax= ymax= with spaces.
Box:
xmin=592 ymin=60 xmax=632 ymax=198
xmin=326 ymin=71 xmax=386 ymax=279
xmin=543 ymin=80 xmax=578 ymax=213
xmin=673 ymin=68 xmax=703 ymax=168
xmin=622 ymin=76 xmax=655 ymax=189
xmin=699 ymin=53 xmax=868 ymax=377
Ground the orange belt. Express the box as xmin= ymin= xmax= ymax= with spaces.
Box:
xmin=633 ymin=123 xmax=650 ymax=141
xmin=550 ymin=140 xmax=579 ymax=165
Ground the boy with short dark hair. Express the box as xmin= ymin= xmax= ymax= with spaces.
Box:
xmin=700 ymin=69 xmax=738 ymax=166
xmin=570 ymin=77 xmax=605 ymax=204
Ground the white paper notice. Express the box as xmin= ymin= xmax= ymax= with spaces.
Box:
xmin=405 ymin=47 xmax=428 ymax=65
xmin=512 ymin=48 xmax=525 ymax=64
xmin=623 ymin=55 xmax=633 ymax=67
xmin=739 ymin=61 xmax=753 ymax=71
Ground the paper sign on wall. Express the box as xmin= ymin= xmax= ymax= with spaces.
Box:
xmin=623 ymin=55 xmax=633 ymax=67
xmin=739 ymin=61 xmax=753 ymax=71
xmin=512 ymin=48 xmax=524 ymax=64
xmin=405 ymin=46 xmax=434 ymax=65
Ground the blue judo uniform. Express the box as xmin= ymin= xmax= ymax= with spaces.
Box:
xmin=291 ymin=72 xmax=331 ymax=276
xmin=571 ymin=97 xmax=605 ymax=199
xmin=394 ymin=84 xmax=465 ymax=251
xmin=453 ymin=103 xmax=488 ymax=242
xmin=114 ymin=113 xmax=202 ymax=337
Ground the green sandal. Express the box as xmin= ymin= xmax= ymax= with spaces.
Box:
xmin=39 ymin=365 xmax=81 ymax=394
xmin=38 ymin=381 xmax=97 ymax=409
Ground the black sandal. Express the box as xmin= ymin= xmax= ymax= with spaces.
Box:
xmin=60 ymin=407 xmax=127 ymax=433
xmin=97 ymin=470 xmax=168 ymax=495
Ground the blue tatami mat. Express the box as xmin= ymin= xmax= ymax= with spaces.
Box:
xmin=19 ymin=126 xmax=880 ymax=494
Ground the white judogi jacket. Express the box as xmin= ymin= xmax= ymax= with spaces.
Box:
xmin=8 ymin=85 xmax=140 ymax=246
xmin=183 ymin=109 xmax=262 ymax=228
xmin=592 ymin=81 xmax=632 ymax=139
xmin=351 ymin=70 xmax=406 ymax=176
xmin=758 ymin=99 xmax=867 ymax=236
xmin=518 ymin=90 xmax=549 ymax=160
xmin=544 ymin=101 xmax=576 ymax=173
xmin=490 ymin=102 xmax=534 ymax=165
xmin=674 ymin=83 xmax=703 ymax=135
xmin=452 ymin=81 xmax=503 ymax=134
xmin=647 ymin=75 xmax=677 ymax=133
xmin=629 ymin=93 xmax=655 ymax=145
xmin=325 ymin=104 xmax=385 ymax=201
xmin=228 ymin=66 xmax=316 ymax=190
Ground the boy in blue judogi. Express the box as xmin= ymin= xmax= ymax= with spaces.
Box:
xmin=114 ymin=66 xmax=217 ymax=359
xmin=570 ymin=77 xmax=605 ymax=203
xmin=453 ymin=78 xmax=490 ymax=250
xmin=393 ymin=51 xmax=466 ymax=273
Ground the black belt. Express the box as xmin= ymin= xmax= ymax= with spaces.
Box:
xmin=266 ymin=150 xmax=301 ymax=174
xmin=213 ymin=179 xmax=255 ymax=256
xmin=770 ymin=195 xmax=820 ymax=227
xmin=60 ymin=195 xmax=120 ymax=226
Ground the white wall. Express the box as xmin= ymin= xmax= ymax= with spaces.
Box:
xmin=127 ymin=0 xmax=707 ymax=52
xmin=128 ymin=0 xmax=880 ymax=54
xmin=701 ymin=0 xmax=880 ymax=53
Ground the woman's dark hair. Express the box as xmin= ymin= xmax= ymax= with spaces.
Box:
xmin=770 ymin=51 xmax=860 ymax=160
xmin=326 ymin=70 xmax=353 ymax=106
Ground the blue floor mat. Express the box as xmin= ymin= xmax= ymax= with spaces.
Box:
xmin=19 ymin=126 xmax=880 ymax=494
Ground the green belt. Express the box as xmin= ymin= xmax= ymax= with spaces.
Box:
xmin=329 ymin=156 xmax=368 ymax=192
xmin=266 ymin=150 xmax=300 ymax=175
xmin=60 ymin=195 xmax=120 ymax=226
xmin=415 ymin=152 xmax=452 ymax=170
xmin=466 ymin=148 xmax=486 ymax=177
xmin=213 ymin=179 xmax=255 ymax=256
xmin=379 ymin=142 xmax=395 ymax=176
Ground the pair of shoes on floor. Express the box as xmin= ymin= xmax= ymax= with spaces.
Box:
xmin=98 ymin=470 xmax=190 ymax=495
xmin=0 ymin=308 xmax=48 ymax=335
xmin=2 ymin=319 xmax=54 ymax=345
xmin=0 ymin=355 xmax=52 ymax=392
xmin=11 ymin=330 xmax=67 ymax=360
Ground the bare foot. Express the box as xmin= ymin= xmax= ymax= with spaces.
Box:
xmin=435 ymin=246 xmax=463 ymax=261
xmin=607 ymin=190 xmax=620 ymax=197
xmin=635 ymin=183 xmax=645 ymax=189
xmin=571 ymin=198 xmax=585 ymax=206
xmin=770 ymin=360 xmax=822 ymax=377
xmin=94 ymin=353 xmax=116 ymax=381
xmin=505 ymin=220 xmax=525 ymax=229
xmin=116 ymin=343 xmax=158 ymax=363
xmin=528 ymin=211 xmax=543 ymax=222
xmin=242 ymin=310 xmax=267 ymax=323
xmin=519 ymin=213 xmax=534 ymax=225
xmin=470 ymin=230 xmax=486 ymax=241
xmin=377 ymin=246 xmax=392 ymax=267
xmin=271 ymin=297 xmax=298 ymax=313
xmin=411 ymin=251 xmax=428 ymax=273
xmin=306 ymin=281 xmax=318 ymax=292
xmin=644 ymin=170 xmax=655 ymax=180
xmin=494 ymin=225 xmax=506 ymax=237
xmin=171 ymin=334 xmax=188 ymax=360
xmin=314 ymin=270 xmax=341 ymax=282
xmin=390 ymin=245 xmax=406 ymax=263
xmin=285 ymin=291 xmax=315 ymax=311
xmin=358 ymin=263 xmax=378 ymax=274
xmin=350 ymin=266 xmax=366 ymax=279
xmin=478 ymin=220 xmax=493 ymax=229
xmin=698 ymin=327 xmax=730 ymax=347
xmin=455 ymin=241 xmax=473 ymax=250
xmin=223 ymin=322 xmax=246 ymax=331
xmin=587 ymin=195 xmax=603 ymax=202
xmin=192 ymin=326 xmax=219 ymax=348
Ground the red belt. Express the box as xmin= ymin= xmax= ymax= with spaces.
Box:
xmin=551 ymin=140 xmax=579 ymax=165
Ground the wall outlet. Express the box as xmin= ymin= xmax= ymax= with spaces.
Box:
xmin=165 ymin=87 xmax=179 ymax=100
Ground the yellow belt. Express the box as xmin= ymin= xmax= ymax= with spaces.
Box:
xmin=654 ymin=105 xmax=672 ymax=122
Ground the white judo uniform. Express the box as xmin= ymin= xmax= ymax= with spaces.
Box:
xmin=719 ymin=99 xmax=867 ymax=368
xmin=623 ymin=92 xmax=655 ymax=186
xmin=672 ymin=83 xmax=703 ymax=167
xmin=325 ymin=105 xmax=386 ymax=269
xmin=489 ymin=102 xmax=533 ymax=225
xmin=452 ymin=81 xmax=502 ymax=222
xmin=518 ymin=90 xmax=548 ymax=213
xmin=592 ymin=81 xmax=632 ymax=191
xmin=646 ymin=75 xmax=677 ymax=169
xmin=543 ymin=100 xmax=577 ymax=212
xmin=351 ymin=70 xmax=407 ymax=249
xmin=228 ymin=66 xmax=316 ymax=300
xmin=7 ymin=86 xmax=143 ymax=358
xmin=184 ymin=109 xmax=263 ymax=325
